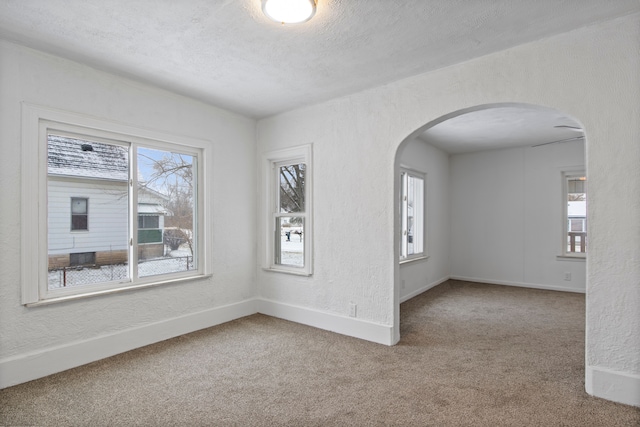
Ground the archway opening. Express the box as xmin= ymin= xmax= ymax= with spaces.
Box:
xmin=393 ymin=103 xmax=586 ymax=343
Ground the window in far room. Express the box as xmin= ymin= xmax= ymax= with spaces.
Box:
xmin=563 ymin=172 xmax=587 ymax=256
xmin=400 ymin=169 xmax=425 ymax=262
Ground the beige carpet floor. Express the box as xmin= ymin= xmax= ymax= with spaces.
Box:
xmin=1 ymin=280 xmax=639 ymax=426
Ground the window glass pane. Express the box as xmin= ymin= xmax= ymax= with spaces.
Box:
xmin=279 ymin=164 xmax=306 ymax=213
xmin=406 ymin=175 xmax=424 ymax=256
xmin=47 ymin=134 xmax=129 ymax=289
xmin=71 ymin=198 xmax=87 ymax=214
xmin=276 ymin=217 xmax=304 ymax=267
xmin=138 ymin=215 xmax=159 ymax=229
xmin=566 ymin=176 xmax=586 ymax=254
xmin=137 ymin=147 xmax=195 ymax=277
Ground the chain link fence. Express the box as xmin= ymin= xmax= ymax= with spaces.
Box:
xmin=48 ymin=255 xmax=193 ymax=289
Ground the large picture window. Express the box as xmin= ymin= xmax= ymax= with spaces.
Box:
xmin=400 ymin=168 xmax=425 ymax=261
xmin=263 ymin=145 xmax=312 ymax=275
xmin=21 ymin=105 xmax=210 ymax=304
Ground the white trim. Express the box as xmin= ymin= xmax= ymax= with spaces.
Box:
xmin=586 ymin=366 xmax=640 ymax=407
xmin=399 ymin=254 xmax=429 ymax=265
xmin=0 ymin=299 xmax=258 ymax=389
xmin=450 ymin=276 xmax=585 ymax=294
xmin=400 ymin=276 xmax=449 ymax=303
xmin=556 ymin=255 xmax=586 ymax=262
xmin=257 ymin=299 xmax=395 ymax=345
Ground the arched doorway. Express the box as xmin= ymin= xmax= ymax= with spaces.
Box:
xmin=393 ymin=103 xmax=586 ymax=341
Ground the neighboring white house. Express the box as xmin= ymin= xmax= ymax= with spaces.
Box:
xmin=47 ymin=135 xmax=169 ymax=269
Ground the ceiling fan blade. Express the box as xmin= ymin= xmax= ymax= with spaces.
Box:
xmin=554 ymin=125 xmax=583 ymax=131
xmin=532 ymin=135 xmax=585 ymax=148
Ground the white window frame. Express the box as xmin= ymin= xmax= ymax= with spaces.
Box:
xmin=560 ymin=169 xmax=587 ymax=259
xmin=399 ymin=167 xmax=427 ymax=263
xmin=262 ymin=144 xmax=313 ymax=276
xmin=21 ymin=104 xmax=212 ymax=305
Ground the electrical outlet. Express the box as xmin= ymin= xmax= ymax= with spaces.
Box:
xmin=564 ymin=272 xmax=572 ymax=281
xmin=401 ymin=280 xmax=406 ymax=290
xmin=349 ymin=302 xmax=357 ymax=318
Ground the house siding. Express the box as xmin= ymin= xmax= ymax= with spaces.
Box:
xmin=48 ymin=177 xmax=129 ymax=267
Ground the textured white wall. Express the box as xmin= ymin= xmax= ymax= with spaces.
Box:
xmin=398 ymin=139 xmax=450 ymax=301
xmin=0 ymin=41 xmax=257 ymax=368
xmin=257 ymin=13 xmax=640 ymax=403
xmin=450 ymin=141 xmax=586 ymax=292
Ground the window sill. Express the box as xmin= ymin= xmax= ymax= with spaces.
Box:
xmin=556 ymin=255 xmax=586 ymax=262
xmin=262 ymin=266 xmax=312 ymax=277
xmin=26 ymin=273 xmax=212 ymax=307
xmin=400 ymin=255 xmax=429 ymax=265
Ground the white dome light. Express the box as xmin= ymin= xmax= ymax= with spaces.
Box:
xmin=262 ymin=0 xmax=317 ymax=24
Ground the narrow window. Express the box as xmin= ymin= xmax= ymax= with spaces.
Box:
xmin=263 ymin=145 xmax=312 ymax=275
xmin=564 ymin=173 xmax=587 ymax=256
xmin=400 ymin=169 xmax=425 ymax=261
xmin=70 ymin=197 xmax=88 ymax=231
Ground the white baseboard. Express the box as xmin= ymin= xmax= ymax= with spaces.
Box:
xmin=257 ymin=299 xmax=395 ymax=346
xmin=400 ymin=276 xmax=449 ymax=303
xmin=0 ymin=298 xmax=258 ymax=389
xmin=586 ymin=366 xmax=640 ymax=407
xmin=450 ymin=276 xmax=585 ymax=294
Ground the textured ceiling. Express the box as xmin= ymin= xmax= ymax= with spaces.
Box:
xmin=1 ymin=0 xmax=638 ymax=120
xmin=420 ymin=105 xmax=585 ymax=154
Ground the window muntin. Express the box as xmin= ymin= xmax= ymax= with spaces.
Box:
xmin=400 ymin=169 xmax=425 ymax=261
xmin=23 ymin=104 xmax=209 ymax=304
xmin=263 ymin=145 xmax=312 ymax=275
xmin=564 ymin=173 xmax=587 ymax=256
xmin=70 ymin=197 xmax=88 ymax=230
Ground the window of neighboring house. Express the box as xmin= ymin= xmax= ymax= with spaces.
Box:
xmin=263 ymin=145 xmax=312 ymax=275
xmin=69 ymin=252 xmax=96 ymax=266
xmin=400 ymin=168 xmax=425 ymax=262
xmin=138 ymin=215 xmax=163 ymax=244
xmin=563 ymin=172 xmax=587 ymax=257
xmin=21 ymin=105 xmax=210 ymax=304
xmin=71 ymin=197 xmax=88 ymax=231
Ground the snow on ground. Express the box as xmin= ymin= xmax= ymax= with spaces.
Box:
xmin=49 ymin=236 xmax=304 ymax=289
xmin=279 ymin=234 xmax=303 ymax=267
xmin=48 ymin=252 xmax=193 ymax=289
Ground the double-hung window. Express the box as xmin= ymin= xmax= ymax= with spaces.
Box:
xmin=262 ymin=145 xmax=312 ymax=275
xmin=400 ymin=168 xmax=425 ymax=261
xmin=71 ymin=197 xmax=89 ymax=231
xmin=21 ymin=105 xmax=210 ymax=304
xmin=562 ymin=171 xmax=587 ymax=257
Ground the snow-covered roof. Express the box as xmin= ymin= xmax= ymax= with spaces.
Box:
xmin=47 ymin=134 xmax=128 ymax=181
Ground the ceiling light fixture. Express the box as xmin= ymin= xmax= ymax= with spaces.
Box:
xmin=262 ymin=0 xmax=317 ymax=24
